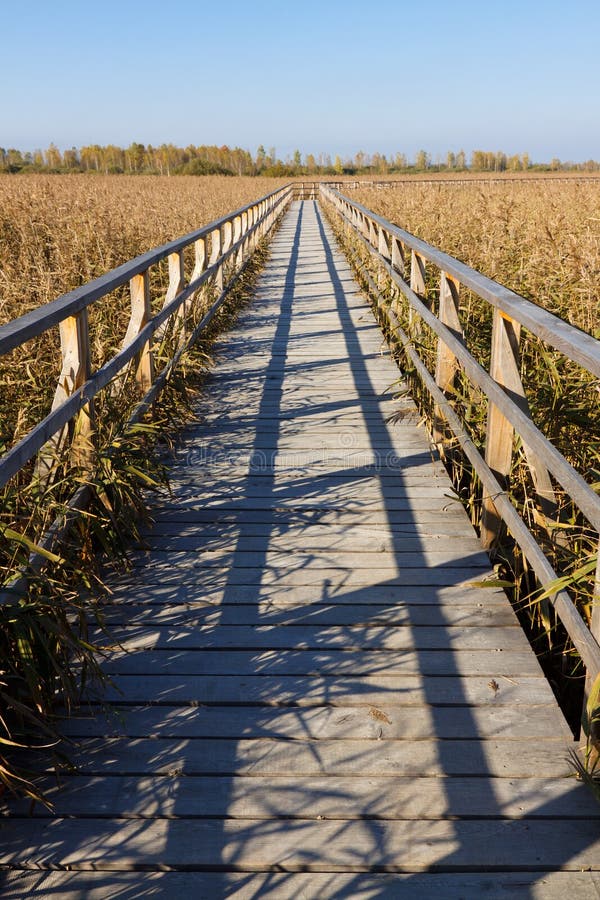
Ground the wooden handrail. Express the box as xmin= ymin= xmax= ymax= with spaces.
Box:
xmin=319 ymin=183 xmax=600 ymax=681
xmin=0 ymin=185 xmax=292 ymax=356
xmin=322 ymin=188 xmax=600 ymax=377
xmin=0 ymin=185 xmax=293 ymax=491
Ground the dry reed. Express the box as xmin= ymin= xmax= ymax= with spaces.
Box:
xmin=336 ymin=179 xmax=600 ymax=732
xmin=0 ymin=174 xmax=285 ymax=800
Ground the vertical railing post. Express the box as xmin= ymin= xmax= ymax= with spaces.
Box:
xmin=256 ymin=202 xmax=263 ymax=241
xmin=391 ymin=237 xmax=405 ymax=276
xmin=220 ymin=220 xmax=233 ymax=290
xmin=244 ymin=209 xmax=254 ymax=257
xmin=266 ymin=197 xmax=273 ymax=233
xmin=260 ymin=199 xmax=267 ymax=237
xmin=222 ymin=220 xmax=233 ymax=255
xmin=193 ymin=236 xmax=207 ymax=280
xmin=253 ymin=204 xmax=261 ymax=244
xmin=210 ymin=227 xmax=223 ymax=294
xmin=589 ymin=549 xmax=600 ymax=670
xmin=410 ymin=251 xmax=427 ymax=295
xmin=233 ymin=214 xmax=243 ymax=268
xmin=377 ymin=226 xmax=391 ymax=294
xmin=480 ymin=308 xmax=560 ymax=548
xmin=156 ymin=250 xmax=185 ymax=344
xmin=480 ymin=310 xmax=520 ymax=547
xmin=409 ymin=251 xmax=428 ymax=335
xmin=71 ymin=309 xmax=94 ymax=470
xmin=128 ymin=270 xmax=153 ymax=393
xmin=368 ymin=220 xmax=378 ymax=250
xmin=191 ymin=236 xmax=206 ymax=289
xmin=254 ymin=203 xmax=261 ymax=245
xmin=247 ymin=206 xmax=255 ymax=251
xmin=185 ymin=236 xmax=207 ymax=325
xmin=34 ymin=309 xmax=94 ymax=484
xmin=583 ymin=547 xmax=600 ymax=755
xmin=388 ymin=238 xmax=406 ymax=322
xmin=434 ymin=272 xmax=462 ymax=445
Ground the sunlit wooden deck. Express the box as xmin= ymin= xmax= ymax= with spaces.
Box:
xmin=2 ymin=201 xmax=599 ymax=898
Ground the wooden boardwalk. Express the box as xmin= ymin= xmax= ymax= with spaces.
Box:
xmin=2 ymin=200 xmax=600 ymax=897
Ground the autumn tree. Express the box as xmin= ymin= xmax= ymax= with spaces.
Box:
xmin=6 ymin=149 xmax=25 ymax=171
xmin=415 ymin=149 xmax=430 ymax=170
xmin=354 ymin=150 xmax=366 ymax=170
xmin=125 ymin=142 xmax=145 ymax=173
xmin=255 ymin=145 xmax=266 ymax=171
xmin=45 ymin=143 xmax=62 ymax=169
xmin=63 ymin=148 xmax=79 ymax=169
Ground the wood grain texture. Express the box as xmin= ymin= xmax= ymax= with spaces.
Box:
xmin=2 ymin=871 xmax=599 ymax=900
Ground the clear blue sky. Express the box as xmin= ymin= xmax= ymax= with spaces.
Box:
xmin=2 ymin=0 xmax=599 ymax=162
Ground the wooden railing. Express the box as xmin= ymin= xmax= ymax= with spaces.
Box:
xmin=319 ymin=183 xmax=600 ymax=681
xmin=294 ymin=178 xmax=600 ymax=198
xmin=0 ymin=185 xmax=293 ymax=587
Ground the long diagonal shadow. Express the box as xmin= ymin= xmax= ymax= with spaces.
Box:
xmin=305 ymin=200 xmax=599 ymax=892
xmin=163 ymin=201 xmax=310 ymax=893
xmin=122 ymin=201 xmax=599 ymax=891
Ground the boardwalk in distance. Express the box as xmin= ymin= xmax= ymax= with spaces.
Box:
xmin=2 ymin=201 xmax=600 ymax=898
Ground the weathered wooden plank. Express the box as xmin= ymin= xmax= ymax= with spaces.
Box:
xmin=162 ymin=482 xmax=470 ymax=502
xmin=178 ymin=430 xmax=424 ymax=446
xmin=190 ymin=406 xmax=421 ymax=421
xmin=10 ymin=774 xmax=597 ymax=820
xmin=144 ymin=505 xmax=474 ymax=525
xmin=97 ymin=623 xmax=529 ymax=653
xmin=185 ymin=410 xmax=420 ymax=427
xmin=198 ymin=397 xmax=402 ymax=411
xmin=166 ymin=464 xmax=453 ymax=482
xmin=125 ymin=549 xmax=492 ymax=571
xmin=136 ymin=534 xmax=484 ymax=556
xmin=140 ymin=520 xmax=486 ymax=540
xmin=99 ymin=648 xmax=543 ymax=678
xmin=3 ymin=817 xmax=599 ymax=871
xmin=33 ymin=736 xmax=575 ymax=777
xmin=2 ymin=870 xmax=598 ymax=900
xmin=58 ymin=704 xmax=566 ymax=741
xmin=110 ymin=566 xmax=496 ymax=588
xmin=101 ymin=581 xmax=508 ymax=606
xmin=177 ymin=441 xmax=429 ymax=458
xmin=153 ymin=496 xmax=467 ymax=513
xmin=212 ymin=365 xmax=402 ymax=380
xmin=173 ymin=441 xmax=437 ymax=460
xmin=201 ymin=387 xmax=402 ymax=401
xmin=97 ymin=601 xmax=519 ymax=627
xmin=64 ymin=673 xmax=558 ymax=712
xmin=211 ymin=368 xmax=399 ymax=383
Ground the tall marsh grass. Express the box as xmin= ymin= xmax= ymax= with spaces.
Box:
xmin=0 ymin=174 xmax=285 ymax=800
xmin=341 ymin=180 xmax=600 ymax=733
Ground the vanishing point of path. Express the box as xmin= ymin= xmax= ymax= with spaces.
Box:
xmin=2 ymin=201 xmax=600 ymax=898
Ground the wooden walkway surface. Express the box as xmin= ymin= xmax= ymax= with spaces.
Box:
xmin=2 ymin=201 xmax=600 ymax=898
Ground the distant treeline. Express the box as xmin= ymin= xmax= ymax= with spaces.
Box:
xmin=1 ymin=143 xmax=599 ymax=176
